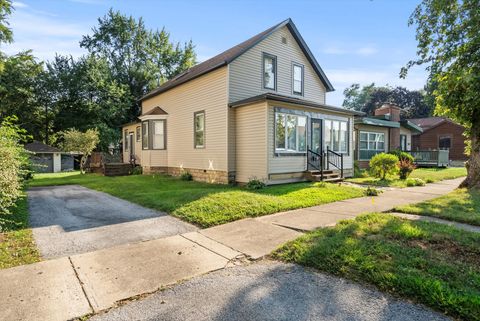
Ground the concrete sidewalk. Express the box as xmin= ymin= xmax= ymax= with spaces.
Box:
xmin=0 ymin=177 xmax=463 ymax=321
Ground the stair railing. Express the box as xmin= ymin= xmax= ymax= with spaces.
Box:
xmin=307 ymin=149 xmax=324 ymax=181
xmin=326 ymin=148 xmax=344 ymax=178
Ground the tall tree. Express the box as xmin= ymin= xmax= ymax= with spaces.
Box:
xmin=80 ymin=9 xmax=196 ymax=120
xmin=0 ymin=51 xmax=44 ymax=139
xmin=0 ymin=0 xmax=13 ymax=46
xmin=343 ymin=83 xmax=433 ymax=118
xmin=402 ymin=0 xmax=480 ymax=188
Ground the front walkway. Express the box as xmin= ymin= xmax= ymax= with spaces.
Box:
xmin=0 ymin=178 xmax=465 ymax=321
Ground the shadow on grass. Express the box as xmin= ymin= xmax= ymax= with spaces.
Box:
xmin=274 ymin=213 xmax=480 ymax=321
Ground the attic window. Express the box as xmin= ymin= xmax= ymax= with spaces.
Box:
xmin=281 ymin=36 xmax=287 ymax=44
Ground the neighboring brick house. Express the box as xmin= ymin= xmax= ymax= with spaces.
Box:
xmin=354 ymin=104 xmax=422 ymax=168
xmin=409 ymin=117 xmax=468 ymax=163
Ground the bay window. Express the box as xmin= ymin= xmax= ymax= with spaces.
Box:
xmin=263 ymin=53 xmax=276 ymax=90
xmin=142 ymin=121 xmax=149 ymax=150
xmin=152 ymin=120 xmax=165 ymax=150
xmin=275 ymin=112 xmax=306 ymax=153
xmin=359 ymin=131 xmax=385 ymax=160
xmin=325 ymin=120 xmax=348 ymax=153
xmin=124 ymin=130 xmax=129 ymax=151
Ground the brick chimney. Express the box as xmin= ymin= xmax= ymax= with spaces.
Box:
xmin=375 ymin=103 xmax=402 ymax=150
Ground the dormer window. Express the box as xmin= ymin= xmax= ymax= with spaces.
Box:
xmin=263 ymin=53 xmax=277 ymax=90
xmin=293 ymin=63 xmax=304 ymax=95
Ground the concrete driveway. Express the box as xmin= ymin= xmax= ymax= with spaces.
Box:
xmin=28 ymin=185 xmax=197 ymax=258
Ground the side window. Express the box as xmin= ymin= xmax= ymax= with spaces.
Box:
xmin=194 ymin=111 xmax=205 ymax=148
xmin=292 ymin=63 xmax=304 ymax=95
xmin=124 ymin=130 xmax=129 ymax=151
xmin=136 ymin=126 xmax=141 ymax=142
xmin=439 ymin=136 xmax=451 ymax=149
xmin=142 ymin=121 xmax=149 ymax=150
xmin=263 ymin=53 xmax=277 ymax=90
xmin=152 ymin=120 xmax=166 ymax=150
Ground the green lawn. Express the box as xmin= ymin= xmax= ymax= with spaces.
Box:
xmin=274 ymin=213 xmax=480 ymax=321
xmin=347 ymin=167 xmax=466 ymax=187
xmin=0 ymin=195 xmax=40 ymax=269
xmin=395 ymin=188 xmax=480 ymax=226
xmin=30 ymin=172 xmax=365 ymax=227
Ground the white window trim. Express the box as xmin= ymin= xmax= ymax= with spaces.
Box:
xmin=324 ymin=119 xmax=349 ymax=154
xmin=142 ymin=121 xmax=149 ymax=150
xmin=152 ymin=120 xmax=166 ymax=150
xmin=359 ymin=131 xmax=385 ymax=160
xmin=275 ymin=112 xmax=307 ymax=154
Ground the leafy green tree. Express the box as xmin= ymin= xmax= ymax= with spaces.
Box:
xmin=0 ymin=51 xmax=45 ymax=140
xmin=0 ymin=116 xmax=31 ymax=221
xmin=80 ymin=9 xmax=196 ymax=120
xmin=403 ymin=0 xmax=480 ymax=188
xmin=343 ymin=83 xmax=433 ymax=118
xmin=0 ymin=0 xmax=13 ymax=46
xmin=62 ymin=128 xmax=100 ymax=174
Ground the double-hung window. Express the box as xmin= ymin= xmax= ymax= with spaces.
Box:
xmin=142 ymin=121 xmax=149 ymax=150
xmin=324 ymin=120 xmax=348 ymax=153
xmin=359 ymin=131 xmax=385 ymax=160
xmin=292 ymin=63 xmax=303 ymax=95
xmin=136 ymin=126 xmax=141 ymax=142
xmin=194 ymin=111 xmax=205 ymax=148
xmin=152 ymin=120 xmax=165 ymax=150
xmin=275 ymin=112 xmax=306 ymax=153
xmin=124 ymin=130 xmax=129 ymax=151
xmin=263 ymin=53 xmax=276 ymax=90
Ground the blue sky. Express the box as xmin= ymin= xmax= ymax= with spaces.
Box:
xmin=4 ymin=0 xmax=427 ymax=106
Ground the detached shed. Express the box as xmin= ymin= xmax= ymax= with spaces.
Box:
xmin=25 ymin=141 xmax=74 ymax=173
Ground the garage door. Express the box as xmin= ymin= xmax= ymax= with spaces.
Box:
xmin=32 ymin=154 xmax=53 ymax=173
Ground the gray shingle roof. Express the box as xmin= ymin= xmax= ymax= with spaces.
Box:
xmin=25 ymin=141 xmax=61 ymax=153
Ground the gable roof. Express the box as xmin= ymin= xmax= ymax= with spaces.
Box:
xmin=25 ymin=141 xmax=61 ymax=153
xmin=142 ymin=106 xmax=168 ymax=116
xmin=408 ymin=117 xmax=463 ymax=133
xmin=140 ymin=18 xmax=334 ymax=102
xmin=408 ymin=117 xmax=445 ymax=130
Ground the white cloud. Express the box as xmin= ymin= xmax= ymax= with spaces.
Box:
xmin=355 ymin=46 xmax=378 ymax=56
xmin=12 ymin=1 xmax=28 ymax=8
xmin=3 ymin=8 xmax=91 ymax=61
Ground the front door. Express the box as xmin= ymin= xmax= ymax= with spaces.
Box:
xmin=311 ymin=119 xmax=322 ymax=154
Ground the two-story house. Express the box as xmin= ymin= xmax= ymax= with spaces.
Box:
xmin=122 ymin=18 xmax=362 ymax=184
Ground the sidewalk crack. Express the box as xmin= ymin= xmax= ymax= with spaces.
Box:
xmin=68 ymin=256 xmax=94 ymax=313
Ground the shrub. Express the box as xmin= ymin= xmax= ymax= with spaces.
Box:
xmin=246 ymin=177 xmax=266 ymax=190
xmin=369 ymin=153 xmax=399 ymax=180
xmin=406 ymin=178 xmax=426 ymax=187
xmin=398 ymin=158 xmax=416 ymax=179
xmin=425 ymin=178 xmax=434 ymax=183
xmin=180 ymin=171 xmax=193 ymax=181
xmin=389 ymin=149 xmax=414 ymax=163
xmin=131 ymin=166 xmax=142 ymax=175
xmin=364 ymin=186 xmax=382 ymax=196
xmin=0 ymin=117 xmax=31 ymax=219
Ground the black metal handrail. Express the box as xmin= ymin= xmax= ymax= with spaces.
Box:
xmin=326 ymin=148 xmax=344 ymax=178
xmin=307 ymin=149 xmax=324 ymax=181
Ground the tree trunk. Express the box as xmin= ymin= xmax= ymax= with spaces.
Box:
xmin=80 ymin=155 xmax=87 ymax=174
xmin=460 ymin=123 xmax=480 ymax=189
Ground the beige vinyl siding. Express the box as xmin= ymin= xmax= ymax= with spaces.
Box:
xmin=400 ymin=126 xmax=413 ymax=150
xmin=267 ymin=102 xmax=354 ymax=176
xmin=122 ymin=123 xmax=142 ymax=164
xmin=141 ymin=67 xmax=229 ymax=171
xmin=229 ymin=26 xmax=326 ymax=104
xmin=235 ymin=101 xmax=268 ymax=183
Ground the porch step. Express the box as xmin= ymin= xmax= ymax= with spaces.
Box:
xmin=305 ymin=170 xmax=344 ymax=183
